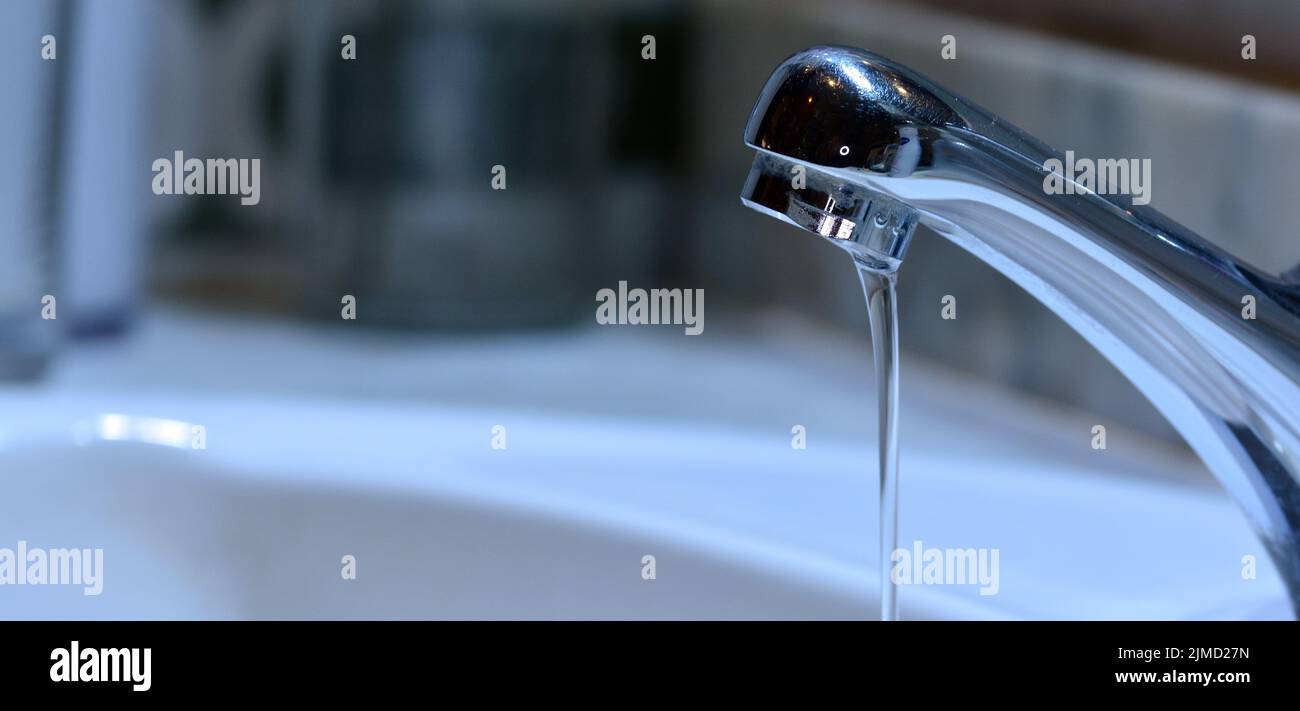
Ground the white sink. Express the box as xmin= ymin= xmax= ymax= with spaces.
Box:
xmin=0 ymin=390 xmax=1288 ymax=620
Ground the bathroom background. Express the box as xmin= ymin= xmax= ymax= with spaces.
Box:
xmin=2 ymin=0 xmax=1297 ymax=619
xmin=8 ymin=0 xmax=1300 ymax=437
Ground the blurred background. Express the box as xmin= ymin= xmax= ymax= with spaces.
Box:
xmin=2 ymin=0 xmax=1298 ymax=618
xmin=6 ymin=0 xmax=1300 ymax=439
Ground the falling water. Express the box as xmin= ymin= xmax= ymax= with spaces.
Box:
xmin=858 ymin=265 xmax=900 ymax=621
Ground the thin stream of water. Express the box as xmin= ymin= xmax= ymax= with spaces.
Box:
xmin=858 ymin=266 xmax=900 ymax=622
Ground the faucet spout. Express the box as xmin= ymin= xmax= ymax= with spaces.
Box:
xmin=741 ymin=45 xmax=1300 ymax=616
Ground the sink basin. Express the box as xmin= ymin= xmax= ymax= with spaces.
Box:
xmin=0 ymin=390 xmax=1288 ymax=620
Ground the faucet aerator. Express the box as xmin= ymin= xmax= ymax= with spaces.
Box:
xmin=741 ymin=152 xmax=918 ymax=273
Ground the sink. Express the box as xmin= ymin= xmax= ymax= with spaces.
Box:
xmin=0 ymin=390 xmax=1288 ymax=619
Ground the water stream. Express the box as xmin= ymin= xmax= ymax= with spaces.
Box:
xmin=858 ymin=265 xmax=900 ymax=621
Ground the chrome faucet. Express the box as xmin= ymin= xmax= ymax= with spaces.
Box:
xmin=741 ymin=46 xmax=1300 ymax=616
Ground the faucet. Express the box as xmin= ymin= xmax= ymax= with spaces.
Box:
xmin=740 ymin=46 xmax=1300 ymax=616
